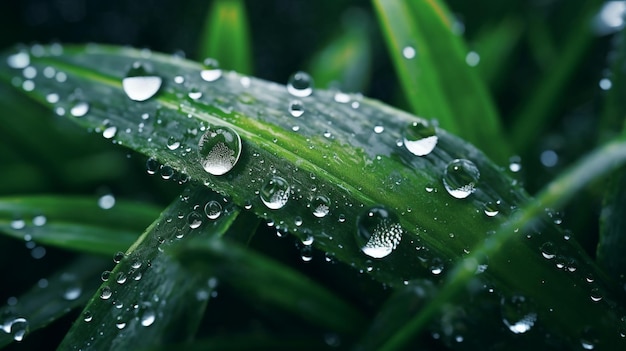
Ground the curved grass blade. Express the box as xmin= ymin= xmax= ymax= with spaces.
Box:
xmin=198 ymin=0 xmax=252 ymax=74
xmin=57 ymin=186 xmax=236 ymax=350
xmin=0 ymin=196 xmax=161 ymax=255
xmin=172 ymin=235 xmax=366 ymax=335
xmin=372 ymin=0 xmax=509 ymax=163
xmin=142 ymin=333 xmax=333 ymax=351
xmin=0 ymin=44 xmax=624 ymax=348
xmin=0 ymin=256 xmax=108 ymax=348
xmin=307 ymin=9 xmax=372 ymax=92
xmin=380 ymin=135 xmax=626 ymax=351
xmin=598 ymin=167 xmax=626 ymax=290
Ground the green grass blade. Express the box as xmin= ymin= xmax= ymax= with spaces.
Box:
xmin=142 ymin=333 xmax=333 ymax=351
xmin=0 ymin=196 xmax=161 ymax=255
xmin=198 ymin=0 xmax=252 ymax=74
xmin=381 ymin=135 xmax=626 ymax=351
xmin=172 ymin=236 xmax=366 ymax=335
xmin=372 ymin=0 xmax=510 ymax=163
xmin=598 ymin=167 xmax=626 ymax=287
xmin=600 ymin=28 xmax=626 ymax=139
xmin=57 ymin=186 xmax=238 ymax=350
xmin=0 ymin=44 xmax=624 ymax=348
xmin=307 ymin=9 xmax=372 ymax=92
xmin=509 ymin=0 xmax=604 ymax=154
xmin=0 ymin=256 xmax=108 ymax=348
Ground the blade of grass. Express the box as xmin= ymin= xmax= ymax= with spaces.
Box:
xmin=0 ymin=196 xmax=161 ymax=255
xmin=307 ymin=9 xmax=372 ymax=92
xmin=198 ymin=0 xmax=252 ymax=74
xmin=57 ymin=186 xmax=237 ymax=349
xmin=380 ymin=135 xmax=626 ymax=351
xmin=509 ymin=0 xmax=604 ymax=154
xmin=372 ymin=0 xmax=510 ymax=163
xmin=142 ymin=333 xmax=333 ymax=351
xmin=0 ymin=256 xmax=108 ymax=347
xmin=598 ymin=166 xmax=626 ymax=289
xmin=172 ymin=236 xmax=367 ymax=335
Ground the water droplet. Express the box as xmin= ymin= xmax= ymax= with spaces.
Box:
xmin=590 ymin=287 xmax=603 ymax=302
xmin=287 ymin=71 xmax=313 ymax=97
xmin=198 ymin=126 xmax=242 ymax=176
xmin=32 ymin=215 xmax=46 ymax=226
xmin=83 ymin=311 xmax=93 ymax=322
xmin=443 ymin=159 xmax=479 ymax=199
xmin=501 ymin=295 xmax=537 ymax=334
xmin=188 ymin=211 xmax=203 ymax=229
xmin=465 ymin=51 xmax=480 ymax=66
xmin=355 ymin=206 xmax=403 ymax=259
xmin=98 ymin=194 xmax=116 ymax=209
xmin=7 ymin=51 xmax=30 ymax=69
xmin=160 ymin=165 xmax=174 ymax=180
xmin=102 ymin=126 xmax=117 ymax=139
xmin=9 ymin=318 xmax=28 ymax=341
xmin=373 ymin=125 xmax=384 ymax=134
xmin=174 ymin=75 xmax=185 ymax=84
xmin=166 ymin=136 xmax=180 ymax=150
xmin=599 ymin=78 xmax=612 ymax=90
xmin=201 ymin=58 xmax=222 ymax=82
xmin=140 ymin=308 xmax=156 ymax=327
xmin=113 ymin=251 xmax=125 ymax=263
xmin=260 ymin=176 xmax=291 ymax=210
xmin=403 ymin=121 xmax=438 ymax=156
xmin=288 ymin=100 xmax=304 ymax=117
xmin=116 ymin=272 xmax=127 ymax=284
xmin=311 ymin=195 xmax=331 ymax=218
xmin=46 ymin=93 xmax=59 ymax=104
xmin=188 ymin=88 xmax=202 ymax=100
xmin=509 ymin=156 xmax=522 ymax=173
xmin=101 ymin=270 xmax=111 ymax=281
xmin=11 ymin=218 xmax=25 ymax=230
xmin=204 ymin=200 xmax=222 ymax=220
xmin=61 ymin=274 xmax=82 ymax=301
xmin=100 ymin=286 xmax=112 ymax=300
xmin=70 ymin=101 xmax=89 ymax=117
xmin=146 ymin=157 xmax=159 ymax=175
xmin=122 ymin=62 xmax=162 ymax=101
xmin=300 ymin=246 xmax=313 ymax=262
xmin=334 ymin=92 xmax=350 ymax=103
xmin=540 ymin=242 xmax=556 ymax=260
xmin=302 ymin=235 xmax=314 ymax=246
xmin=115 ymin=317 xmax=126 ymax=330
xmin=402 ymin=46 xmax=416 ymax=59
xmin=483 ymin=201 xmax=500 ymax=217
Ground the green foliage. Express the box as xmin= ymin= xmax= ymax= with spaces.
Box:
xmin=0 ymin=0 xmax=625 ymax=350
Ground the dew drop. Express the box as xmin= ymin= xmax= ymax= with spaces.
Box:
xmin=287 ymin=71 xmax=313 ymax=97
xmin=198 ymin=126 xmax=242 ymax=176
xmin=402 ymin=46 xmax=416 ymax=59
xmin=100 ymin=286 xmax=112 ymax=300
xmin=260 ymin=176 xmax=291 ymax=210
xmin=311 ymin=195 xmax=331 ymax=218
xmin=102 ymin=126 xmax=117 ymax=139
xmin=140 ymin=309 xmax=156 ymax=327
xmin=115 ymin=317 xmax=126 ymax=330
xmin=61 ymin=274 xmax=82 ymax=301
xmin=46 ymin=93 xmax=59 ymax=104
xmin=443 ymin=159 xmax=479 ymax=199
xmin=122 ymin=62 xmax=162 ymax=101
xmin=334 ymin=92 xmax=350 ymax=103
xmin=200 ymin=58 xmax=222 ymax=82
xmin=289 ymin=100 xmax=304 ymax=117
xmin=7 ymin=51 xmax=30 ymax=69
xmin=9 ymin=318 xmax=28 ymax=342
xmin=166 ymin=136 xmax=180 ymax=150
xmin=188 ymin=211 xmax=203 ymax=229
xmin=483 ymin=201 xmax=500 ymax=217
xmin=146 ymin=157 xmax=159 ymax=175
xmin=355 ymin=206 xmax=403 ymax=259
xmin=98 ymin=194 xmax=116 ymax=210
xmin=101 ymin=270 xmax=111 ymax=282
xmin=540 ymin=242 xmax=556 ymax=260
xmin=501 ymin=295 xmax=537 ymax=334
xmin=204 ymin=200 xmax=222 ymax=220
xmin=188 ymin=88 xmax=202 ymax=100
xmin=373 ymin=125 xmax=384 ymax=134
xmin=83 ymin=311 xmax=93 ymax=323
xmin=403 ymin=121 xmax=438 ymax=156
xmin=70 ymin=101 xmax=89 ymax=117
xmin=302 ymin=235 xmax=314 ymax=246
xmin=113 ymin=251 xmax=125 ymax=264
xmin=116 ymin=272 xmax=127 ymax=284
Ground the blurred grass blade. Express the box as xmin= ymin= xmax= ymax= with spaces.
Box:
xmin=471 ymin=17 xmax=524 ymax=90
xmin=308 ymin=9 xmax=372 ymax=92
xmin=0 ymin=196 xmax=161 ymax=255
xmin=600 ymin=28 xmax=626 ymax=139
xmin=0 ymin=255 xmax=108 ymax=348
xmin=143 ymin=333 xmax=333 ymax=351
xmin=510 ymin=0 xmax=603 ymax=154
xmin=1 ymin=44 xmax=624 ymax=348
xmin=173 ymin=236 xmax=366 ymax=335
xmin=372 ymin=0 xmax=509 ymax=163
xmin=58 ymin=186 xmax=237 ymax=350
xmin=598 ymin=167 xmax=626 ymax=288
xmin=198 ymin=0 xmax=252 ymax=74
xmin=381 ymin=135 xmax=626 ymax=351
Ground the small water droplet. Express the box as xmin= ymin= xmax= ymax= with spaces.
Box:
xmin=198 ymin=126 xmax=242 ymax=176
xmin=11 ymin=218 xmax=25 ymax=230
xmin=402 ymin=46 xmax=416 ymax=59
xmin=188 ymin=88 xmax=202 ymax=100
xmin=483 ymin=201 xmax=500 ymax=217
xmin=146 ymin=157 xmax=159 ymax=175
xmin=98 ymin=194 xmax=116 ymax=209
xmin=115 ymin=317 xmax=126 ymax=330
xmin=140 ymin=308 xmax=156 ymax=327
xmin=334 ymin=92 xmax=350 ymax=103
xmin=355 ymin=206 xmax=403 ymax=259
xmin=174 ymin=75 xmax=185 ymax=84
xmin=260 ymin=176 xmax=291 ymax=210
xmin=46 ymin=93 xmax=59 ymax=104
xmin=102 ymin=126 xmax=117 ymax=139
xmin=200 ymin=58 xmax=222 ymax=82
xmin=61 ymin=274 xmax=82 ymax=301
xmin=100 ymin=286 xmax=112 ymax=300
xmin=465 ymin=51 xmax=480 ymax=66
xmin=101 ymin=270 xmax=111 ymax=281
xmin=302 ymin=234 xmax=314 ymax=246
xmin=373 ymin=125 xmax=384 ymax=134
xmin=288 ymin=100 xmax=304 ymax=117
xmin=188 ymin=211 xmax=203 ymax=229
xmin=300 ymin=246 xmax=313 ymax=262
xmin=204 ymin=200 xmax=222 ymax=220
xmin=113 ymin=251 xmax=125 ymax=263
xmin=311 ymin=195 xmax=331 ymax=218
xmin=166 ymin=136 xmax=180 ymax=150
xmin=501 ymin=295 xmax=537 ymax=334
xmin=403 ymin=121 xmax=438 ymax=156
xmin=509 ymin=156 xmax=522 ymax=173
xmin=590 ymin=287 xmax=603 ymax=302
xmin=287 ymin=71 xmax=313 ymax=97
xmin=7 ymin=51 xmax=30 ymax=69
xmin=32 ymin=215 xmax=46 ymax=226
xmin=83 ymin=311 xmax=93 ymax=322
xmin=540 ymin=242 xmax=556 ymax=260
xmin=122 ymin=62 xmax=162 ymax=101
xmin=443 ymin=159 xmax=479 ymax=199
xmin=70 ymin=101 xmax=89 ymax=117
xmin=116 ymin=272 xmax=127 ymax=284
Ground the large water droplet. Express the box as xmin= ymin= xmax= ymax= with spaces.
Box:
xmin=100 ymin=286 xmax=112 ymax=300
xmin=198 ymin=126 xmax=242 ymax=176
xmin=287 ymin=71 xmax=313 ymax=97
xmin=443 ymin=159 xmax=479 ymax=199
xmin=204 ymin=200 xmax=222 ymax=220
xmin=311 ymin=195 xmax=331 ymax=218
xmin=140 ymin=308 xmax=156 ymax=327
xmin=200 ymin=58 xmax=222 ymax=82
xmin=501 ymin=295 xmax=537 ymax=334
xmin=70 ymin=101 xmax=89 ymax=117
xmin=402 ymin=46 xmax=416 ymax=59
xmin=403 ymin=121 xmax=438 ymax=156
xmin=356 ymin=206 xmax=403 ymax=259
xmin=122 ymin=62 xmax=162 ymax=101
xmin=9 ymin=318 xmax=28 ymax=342
xmin=260 ymin=176 xmax=290 ymax=210
xmin=7 ymin=51 xmax=30 ymax=69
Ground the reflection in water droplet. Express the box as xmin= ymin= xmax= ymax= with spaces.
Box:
xmin=443 ymin=159 xmax=479 ymax=199
xmin=204 ymin=200 xmax=222 ymax=220
xmin=100 ymin=286 xmax=112 ymax=300
xmin=70 ymin=102 xmax=89 ymax=117
xmin=501 ymin=295 xmax=537 ymax=334
xmin=403 ymin=121 xmax=438 ymax=156
xmin=289 ymin=100 xmax=304 ymax=117
xmin=287 ymin=71 xmax=313 ymax=97
xmin=122 ymin=62 xmax=162 ymax=101
xmin=311 ymin=195 xmax=331 ymax=218
xmin=198 ymin=126 xmax=242 ymax=176
xmin=483 ymin=201 xmax=499 ymax=217
xmin=188 ymin=211 xmax=203 ymax=229
xmin=201 ymin=58 xmax=222 ymax=82
xmin=356 ymin=206 xmax=403 ymax=259
xmin=260 ymin=176 xmax=290 ymax=210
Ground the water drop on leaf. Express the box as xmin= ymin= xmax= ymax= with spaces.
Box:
xmin=287 ymin=71 xmax=313 ymax=97
xmin=198 ymin=126 xmax=242 ymax=176
xmin=70 ymin=101 xmax=89 ymax=117
xmin=443 ymin=159 xmax=479 ymax=199
xmin=122 ymin=62 xmax=162 ymax=101
xmin=200 ymin=58 xmax=222 ymax=82
xmin=260 ymin=176 xmax=291 ymax=210
xmin=403 ymin=121 xmax=438 ymax=156
xmin=311 ymin=195 xmax=331 ymax=218
xmin=501 ymin=295 xmax=537 ymax=334
xmin=289 ymin=100 xmax=304 ymax=117
xmin=204 ymin=200 xmax=222 ymax=220
xmin=356 ymin=206 xmax=403 ymax=259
